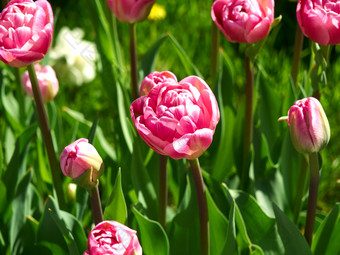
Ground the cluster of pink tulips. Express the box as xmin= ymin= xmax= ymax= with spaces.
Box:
xmin=0 ymin=0 xmax=335 ymax=254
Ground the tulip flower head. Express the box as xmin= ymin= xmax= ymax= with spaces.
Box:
xmin=211 ymin=0 xmax=275 ymax=44
xmin=60 ymin=138 xmax=104 ymax=190
xmin=22 ymin=63 xmax=59 ymax=102
xmin=0 ymin=0 xmax=54 ymax=67
xmin=107 ymin=0 xmax=156 ymax=23
xmin=297 ymin=0 xmax=340 ymax=45
xmin=139 ymin=71 xmax=177 ymax=96
xmin=282 ymin=97 xmax=330 ymax=154
xmin=131 ymin=74 xmax=220 ymax=160
xmin=83 ymin=221 xmax=142 ymax=255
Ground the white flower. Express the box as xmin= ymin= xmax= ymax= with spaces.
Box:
xmin=50 ymin=27 xmax=98 ymax=86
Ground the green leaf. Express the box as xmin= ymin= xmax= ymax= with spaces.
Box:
xmin=206 ymin=189 xmax=229 ymax=255
xmin=141 ymin=34 xmax=168 ymax=77
xmin=0 ymin=181 xmax=6 ymax=214
xmin=47 ymin=209 xmax=80 ymax=255
xmin=168 ymin=33 xmax=202 ymax=77
xmin=117 ymin=81 xmax=133 ymax=153
xmin=19 ymin=216 xmax=39 ymax=254
xmin=130 ymin=137 xmax=158 ymax=220
xmin=221 ymin=202 xmax=237 ymax=255
xmin=211 ymin=61 xmax=236 ymax=180
xmin=312 ymin=203 xmax=340 ymax=255
xmin=37 ymin=197 xmax=68 ymax=254
xmin=1 ymin=76 xmax=23 ymax=134
xmin=272 ymin=203 xmax=312 ymax=255
xmin=132 ymin=207 xmax=169 ymax=255
xmin=168 ymin=176 xmax=200 ymax=255
xmin=9 ymin=170 xmax=32 ymax=254
xmin=104 ymin=168 xmax=127 ymax=224
xmin=75 ymin=186 xmax=89 ymax=221
xmin=87 ymin=115 xmax=99 ymax=144
xmin=4 ymin=123 xmax=37 ymax=201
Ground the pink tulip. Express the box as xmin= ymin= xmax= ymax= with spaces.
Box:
xmin=139 ymin=71 xmax=177 ymax=96
xmin=83 ymin=221 xmax=142 ymax=255
xmin=22 ymin=63 xmax=58 ymax=102
xmin=130 ymin=75 xmax=220 ymax=160
xmin=60 ymin=138 xmax=104 ymax=182
xmin=286 ymin=97 xmax=330 ymax=153
xmin=297 ymin=0 xmax=340 ymax=45
xmin=0 ymin=0 xmax=54 ymax=67
xmin=107 ymin=0 xmax=155 ymax=23
xmin=211 ymin=0 xmax=274 ymax=44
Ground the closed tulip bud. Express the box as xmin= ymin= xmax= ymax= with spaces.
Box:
xmin=107 ymin=0 xmax=156 ymax=23
xmin=60 ymin=138 xmax=104 ymax=190
xmin=22 ymin=63 xmax=59 ymax=102
xmin=211 ymin=0 xmax=274 ymax=44
xmin=284 ymin=97 xmax=330 ymax=154
xmin=297 ymin=0 xmax=340 ymax=45
xmin=0 ymin=0 xmax=54 ymax=67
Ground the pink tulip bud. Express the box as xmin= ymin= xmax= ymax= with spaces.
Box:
xmin=107 ymin=0 xmax=156 ymax=23
xmin=131 ymin=74 xmax=220 ymax=160
xmin=297 ymin=0 xmax=340 ymax=45
xmin=211 ymin=0 xmax=274 ymax=44
xmin=0 ymin=0 xmax=54 ymax=67
xmin=22 ymin=63 xmax=59 ymax=102
xmin=140 ymin=71 xmax=177 ymax=96
xmin=60 ymin=139 xmax=104 ymax=188
xmin=286 ymin=97 xmax=330 ymax=154
xmin=83 ymin=221 xmax=142 ymax=255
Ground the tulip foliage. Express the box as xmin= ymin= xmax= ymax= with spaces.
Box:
xmin=0 ymin=0 xmax=340 ymax=255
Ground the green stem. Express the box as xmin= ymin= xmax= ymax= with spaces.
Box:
xmin=291 ymin=25 xmax=304 ymax=87
xmin=304 ymin=152 xmax=319 ymax=246
xmin=240 ymin=56 xmax=254 ymax=191
xmin=159 ymin=155 xmax=168 ymax=229
xmin=210 ymin=19 xmax=220 ymax=90
xmin=293 ymin=155 xmax=308 ymax=224
xmin=129 ymin=22 xmax=138 ymax=100
xmin=90 ymin=185 xmax=104 ymax=225
xmin=27 ymin=63 xmax=66 ymax=210
xmin=189 ymin=158 xmax=209 ymax=255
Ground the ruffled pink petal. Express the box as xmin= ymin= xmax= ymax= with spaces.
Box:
xmin=164 ymin=129 xmax=214 ymax=160
xmin=246 ymin=18 xmax=270 ymax=44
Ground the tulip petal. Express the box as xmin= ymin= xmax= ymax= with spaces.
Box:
xmin=164 ymin=129 xmax=214 ymax=160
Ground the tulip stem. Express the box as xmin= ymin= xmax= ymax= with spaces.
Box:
xmin=293 ymin=155 xmax=308 ymax=224
xmin=188 ymin=158 xmax=209 ymax=255
xmin=240 ymin=55 xmax=254 ymax=191
xmin=27 ymin=63 xmax=66 ymax=210
xmin=210 ymin=20 xmax=220 ymax=90
xmin=90 ymin=185 xmax=104 ymax=225
xmin=129 ymin=22 xmax=139 ymax=100
xmin=158 ymin=155 xmax=168 ymax=229
xmin=291 ymin=25 xmax=304 ymax=87
xmin=304 ymin=152 xmax=319 ymax=246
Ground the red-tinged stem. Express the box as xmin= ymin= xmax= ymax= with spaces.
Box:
xmin=304 ymin=152 xmax=319 ymax=246
xmin=291 ymin=25 xmax=304 ymax=87
xmin=189 ymin=158 xmax=209 ymax=255
xmin=27 ymin=63 xmax=66 ymax=210
xmin=90 ymin=185 xmax=104 ymax=225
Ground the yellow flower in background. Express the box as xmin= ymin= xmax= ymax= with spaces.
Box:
xmin=148 ymin=3 xmax=166 ymax=21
